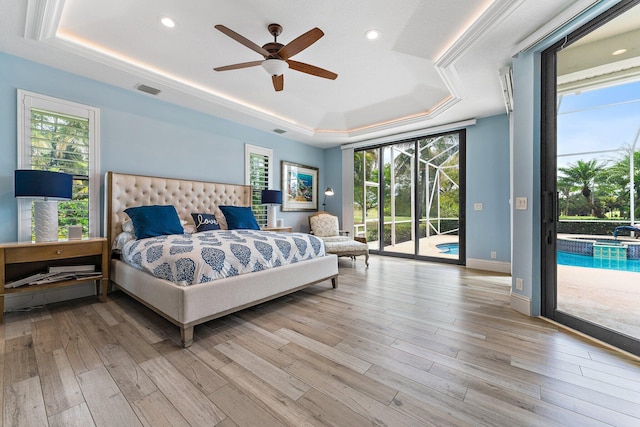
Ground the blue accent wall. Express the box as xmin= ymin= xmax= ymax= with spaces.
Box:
xmin=0 ymin=52 xmax=327 ymax=241
xmin=322 ymin=147 xmax=343 ymax=217
xmin=466 ymin=114 xmax=511 ymax=263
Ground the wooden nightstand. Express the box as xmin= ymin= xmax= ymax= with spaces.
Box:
xmin=261 ymin=226 xmax=293 ymax=232
xmin=0 ymin=237 xmax=109 ymax=323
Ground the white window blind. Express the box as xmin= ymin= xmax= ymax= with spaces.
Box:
xmin=18 ymin=90 xmax=100 ymax=241
xmin=245 ymin=144 xmax=273 ymax=227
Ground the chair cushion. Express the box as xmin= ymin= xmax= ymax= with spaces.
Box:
xmin=323 ymin=239 xmax=369 ymax=254
xmin=319 ymin=235 xmax=352 ymax=243
xmin=310 ymin=214 xmax=339 ymax=237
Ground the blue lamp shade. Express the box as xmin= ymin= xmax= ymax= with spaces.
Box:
xmin=261 ymin=189 xmax=282 ymax=205
xmin=15 ymin=170 xmax=73 ymax=200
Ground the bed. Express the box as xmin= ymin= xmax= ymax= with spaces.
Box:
xmin=105 ymin=172 xmax=339 ymax=347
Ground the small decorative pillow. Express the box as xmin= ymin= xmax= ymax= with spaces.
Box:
xmin=112 ymin=231 xmax=136 ymax=253
xmin=124 ymin=205 xmax=184 ymax=239
xmin=219 ymin=205 xmax=260 ymax=230
xmin=191 ymin=213 xmax=221 ymax=232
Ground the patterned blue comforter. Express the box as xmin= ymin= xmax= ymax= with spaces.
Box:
xmin=121 ymin=230 xmax=326 ymax=286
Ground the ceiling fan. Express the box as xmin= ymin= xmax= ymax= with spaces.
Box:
xmin=213 ymin=23 xmax=338 ymax=92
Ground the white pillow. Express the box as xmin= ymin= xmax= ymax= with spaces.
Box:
xmin=122 ymin=218 xmax=134 ymax=233
xmin=112 ymin=231 xmax=136 ymax=253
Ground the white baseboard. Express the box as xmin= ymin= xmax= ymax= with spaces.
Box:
xmin=510 ymin=291 xmax=531 ymax=316
xmin=4 ymin=283 xmax=95 ymax=312
xmin=466 ymin=258 xmax=511 ymax=274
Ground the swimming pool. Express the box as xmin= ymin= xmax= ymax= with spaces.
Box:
xmin=558 ymin=251 xmax=640 ymax=272
xmin=436 ymin=243 xmax=459 ymax=255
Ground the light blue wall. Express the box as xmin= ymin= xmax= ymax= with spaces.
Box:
xmin=322 ymin=147 xmax=343 ymax=216
xmin=510 ymin=0 xmax=620 ymax=315
xmin=322 ymin=117 xmax=511 ymax=264
xmin=466 ymin=114 xmax=511 ymax=263
xmin=0 ymin=52 xmax=327 ymax=242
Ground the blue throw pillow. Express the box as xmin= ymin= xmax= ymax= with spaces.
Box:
xmin=124 ymin=205 xmax=184 ymax=239
xmin=191 ymin=212 xmax=221 ymax=232
xmin=219 ymin=206 xmax=260 ymax=230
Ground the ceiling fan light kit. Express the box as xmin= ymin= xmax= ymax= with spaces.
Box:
xmin=214 ymin=23 xmax=337 ymax=91
xmin=261 ymin=58 xmax=288 ymax=76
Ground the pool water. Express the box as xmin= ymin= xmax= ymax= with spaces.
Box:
xmin=557 ymin=250 xmax=640 ymax=272
xmin=434 ymin=245 xmax=640 ymax=272
xmin=436 ymin=243 xmax=459 ymax=255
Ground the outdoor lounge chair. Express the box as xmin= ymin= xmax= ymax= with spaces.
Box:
xmin=613 ymin=225 xmax=640 ymax=238
xmin=309 ymin=211 xmax=369 ymax=266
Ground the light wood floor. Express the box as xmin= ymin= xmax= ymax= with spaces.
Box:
xmin=2 ymin=256 xmax=640 ymax=426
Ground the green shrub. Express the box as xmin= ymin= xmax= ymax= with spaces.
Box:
xmin=558 ymin=220 xmax=631 ymax=236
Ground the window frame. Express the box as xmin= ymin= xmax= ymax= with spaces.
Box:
xmin=17 ymin=89 xmax=100 ymax=241
xmin=244 ymin=143 xmax=273 ymax=227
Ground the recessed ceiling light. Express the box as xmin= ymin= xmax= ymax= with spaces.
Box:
xmin=365 ymin=29 xmax=380 ymax=40
xmin=160 ymin=17 xmax=176 ymax=28
xmin=612 ymin=48 xmax=627 ymax=56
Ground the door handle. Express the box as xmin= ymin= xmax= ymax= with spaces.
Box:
xmin=542 ymin=191 xmax=555 ymax=223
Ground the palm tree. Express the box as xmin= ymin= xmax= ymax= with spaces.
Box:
xmin=557 ymin=176 xmax=574 ymax=216
xmin=605 ymin=150 xmax=640 ymax=220
xmin=558 ymin=159 xmax=606 ymax=217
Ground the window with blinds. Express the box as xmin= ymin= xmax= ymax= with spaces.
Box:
xmin=30 ymin=109 xmax=90 ymax=239
xmin=18 ymin=90 xmax=100 ymax=241
xmin=245 ymin=144 xmax=273 ymax=227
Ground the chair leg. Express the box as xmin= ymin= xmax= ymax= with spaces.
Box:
xmin=365 ymin=253 xmax=369 ymax=267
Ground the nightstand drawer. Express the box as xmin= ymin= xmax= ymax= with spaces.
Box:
xmin=5 ymin=240 xmax=104 ymax=264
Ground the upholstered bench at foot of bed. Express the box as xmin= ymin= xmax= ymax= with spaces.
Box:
xmin=323 ymin=237 xmax=369 ymax=266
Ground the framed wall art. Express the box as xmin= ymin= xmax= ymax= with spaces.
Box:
xmin=281 ymin=161 xmax=318 ymax=211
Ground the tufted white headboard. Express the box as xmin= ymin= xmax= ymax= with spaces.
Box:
xmin=105 ymin=172 xmax=252 ymax=252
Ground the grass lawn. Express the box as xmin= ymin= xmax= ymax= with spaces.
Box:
xmin=560 ymin=215 xmax=627 ymax=221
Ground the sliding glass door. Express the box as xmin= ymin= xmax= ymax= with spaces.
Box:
xmin=353 ymin=131 xmax=465 ymax=263
xmin=541 ymin=0 xmax=640 ymax=356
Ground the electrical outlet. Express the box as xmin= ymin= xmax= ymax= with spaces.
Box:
xmin=491 ymin=251 xmax=496 ymax=259
xmin=516 ymin=278 xmax=523 ymax=291
xmin=474 ymin=202 xmax=483 ymax=211
xmin=516 ymin=197 xmax=528 ymax=210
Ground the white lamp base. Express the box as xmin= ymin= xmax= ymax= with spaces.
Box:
xmin=34 ymin=200 xmax=59 ymax=242
xmin=266 ymin=205 xmax=277 ymax=228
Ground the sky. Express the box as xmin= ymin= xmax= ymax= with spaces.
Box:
xmin=557 ymin=79 xmax=640 ymax=169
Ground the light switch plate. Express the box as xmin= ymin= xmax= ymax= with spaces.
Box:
xmin=515 ymin=197 xmax=527 ymax=210
xmin=474 ymin=203 xmax=483 ymax=211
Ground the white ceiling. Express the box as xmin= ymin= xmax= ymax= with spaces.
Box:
xmin=0 ymin=0 xmax=600 ymax=147
xmin=558 ymin=4 xmax=640 ymax=93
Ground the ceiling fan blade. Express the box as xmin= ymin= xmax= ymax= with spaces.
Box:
xmin=272 ymin=75 xmax=284 ymax=91
xmin=215 ymin=25 xmax=270 ymax=57
xmin=213 ymin=61 xmax=263 ymax=72
xmin=287 ymin=60 xmax=337 ymax=80
xmin=277 ymin=27 xmax=324 ymax=60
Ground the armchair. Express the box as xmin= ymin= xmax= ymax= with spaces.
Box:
xmin=309 ymin=211 xmax=369 ymax=266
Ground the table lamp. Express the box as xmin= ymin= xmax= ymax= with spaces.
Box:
xmin=261 ymin=189 xmax=282 ymax=228
xmin=15 ymin=170 xmax=73 ymax=242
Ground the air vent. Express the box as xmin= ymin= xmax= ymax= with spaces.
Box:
xmin=135 ymin=84 xmax=161 ymax=96
xmin=273 ymin=128 xmax=286 ymax=134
